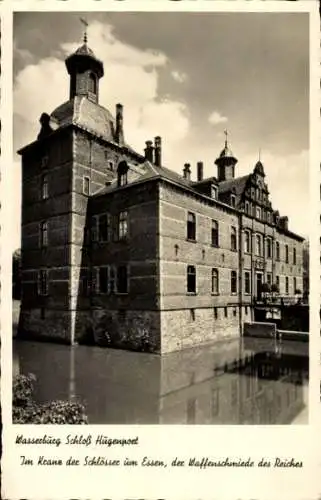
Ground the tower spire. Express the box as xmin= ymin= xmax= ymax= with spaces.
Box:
xmin=80 ymin=17 xmax=88 ymax=44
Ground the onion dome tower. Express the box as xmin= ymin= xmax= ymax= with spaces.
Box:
xmin=215 ymin=130 xmax=238 ymax=182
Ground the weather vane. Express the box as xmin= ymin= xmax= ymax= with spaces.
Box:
xmin=80 ymin=17 xmax=88 ymax=44
xmin=224 ymin=129 xmax=228 ymax=146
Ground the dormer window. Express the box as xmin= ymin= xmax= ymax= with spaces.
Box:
xmin=230 ymin=194 xmax=236 ymax=207
xmin=117 ymin=161 xmax=128 ymax=187
xmin=41 ymin=155 xmax=48 ymax=168
xmin=211 ymin=185 xmax=218 ymax=200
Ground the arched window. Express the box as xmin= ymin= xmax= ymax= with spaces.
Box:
xmin=88 ymin=73 xmax=97 ymax=94
xmin=211 ymin=268 xmax=219 ymax=295
xmin=211 ymin=220 xmax=219 ymax=247
xmin=255 ymin=234 xmax=262 ymax=256
xmin=117 ymin=161 xmax=128 ymax=187
xmin=244 ymin=231 xmax=250 ymax=253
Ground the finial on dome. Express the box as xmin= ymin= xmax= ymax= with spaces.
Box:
xmin=80 ymin=17 xmax=88 ymax=44
xmin=224 ymin=129 xmax=228 ymax=148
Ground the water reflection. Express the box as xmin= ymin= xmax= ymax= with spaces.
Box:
xmin=13 ymin=337 xmax=308 ymax=425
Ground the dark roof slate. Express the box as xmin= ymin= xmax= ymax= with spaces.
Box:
xmin=218 ymin=174 xmax=250 ymax=196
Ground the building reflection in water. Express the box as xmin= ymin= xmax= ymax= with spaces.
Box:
xmin=13 ymin=336 xmax=308 ymax=425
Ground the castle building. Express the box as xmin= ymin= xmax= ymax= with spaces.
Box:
xmin=18 ymin=38 xmax=304 ymax=354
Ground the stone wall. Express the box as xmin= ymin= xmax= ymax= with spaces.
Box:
xmin=86 ymin=308 xmax=161 ymax=353
xmin=161 ymin=306 xmax=240 ymax=353
xmin=19 ymin=308 xmax=72 ymax=343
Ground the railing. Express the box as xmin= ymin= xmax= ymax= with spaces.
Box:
xmin=253 ymin=295 xmax=301 ymax=306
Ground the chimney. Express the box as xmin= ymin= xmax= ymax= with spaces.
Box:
xmin=279 ymin=216 xmax=289 ymax=231
xmin=115 ymin=103 xmax=124 ymax=144
xmin=154 ymin=136 xmax=162 ymax=166
xmin=197 ymin=161 xmax=204 ymax=182
xmin=144 ymin=140 xmax=154 ymax=163
xmin=183 ymin=163 xmax=191 ymax=181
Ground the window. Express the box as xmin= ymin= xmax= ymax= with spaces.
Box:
xmin=211 ymin=220 xmax=219 ymax=247
xmin=293 ymin=247 xmax=297 ymax=265
xmin=98 ymin=267 xmax=109 ymax=294
xmin=82 ymin=268 xmax=91 ymax=296
xmin=83 ymin=176 xmax=90 ymax=196
xmin=267 ymin=212 xmax=270 ymax=224
xmin=285 ymin=245 xmax=289 ymax=263
xmin=117 ymin=161 xmax=128 ymax=187
xmin=41 ymin=155 xmax=48 ymax=168
xmin=187 ymin=212 xmax=196 ymax=241
xmin=293 ymin=277 xmax=297 ymax=293
xmin=276 ymin=275 xmax=280 ymax=291
xmin=116 ymin=265 xmax=128 ymax=294
xmin=266 ymin=238 xmax=272 ymax=259
xmin=244 ymin=231 xmax=251 ymax=253
xmin=211 ymin=185 xmax=217 ymax=199
xmin=285 ymin=276 xmax=289 ymax=295
xmin=245 ymin=306 xmax=248 ymax=315
xmin=108 ymin=161 xmax=114 ymax=171
xmin=88 ymin=73 xmax=97 ymax=94
xmin=245 ymin=201 xmax=250 ymax=215
xmin=187 ymin=265 xmax=196 ymax=293
xmin=224 ymin=307 xmax=228 ymax=318
xmin=40 ymin=221 xmax=48 ymax=248
xmin=41 ymin=174 xmax=48 ymax=200
xmin=211 ymin=268 xmax=219 ymax=295
xmin=231 ymin=226 xmax=237 ymax=251
xmin=118 ymin=211 xmax=128 ymax=240
xmin=245 ymin=271 xmax=251 ymax=294
xmin=276 ymin=242 xmax=280 ymax=261
xmin=98 ymin=213 xmax=111 ymax=242
xmin=256 ymin=207 xmax=261 ymax=219
xmin=266 ymin=273 xmax=272 ymax=286
xmin=230 ymin=194 xmax=236 ymax=207
xmin=231 ymin=270 xmax=237 ymax=294
xmin=255 ymin=234 xmax=262 ymax=256
xmin=38 ymin=269 xmax=48 ymax=296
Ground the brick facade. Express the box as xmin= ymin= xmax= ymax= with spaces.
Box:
xmin=18 ymin=40 xmax=305 ymax=354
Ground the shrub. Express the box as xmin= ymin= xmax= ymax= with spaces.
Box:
xmin=13 ymin=374 xmax=88 ymax=424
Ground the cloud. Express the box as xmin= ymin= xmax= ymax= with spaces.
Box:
xmin=13 ymin=20 xmax=189 ymax=157
xmin=208 ymin=110 xmax=228 ymax=126
xmin=171 ymin=70 xmax=187 ymax=83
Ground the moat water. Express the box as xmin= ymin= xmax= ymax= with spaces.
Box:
xmin=13 ymin=336 xmax=308 ymax=425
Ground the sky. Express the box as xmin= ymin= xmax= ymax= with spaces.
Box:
xmin=13 ymin=11 xmax=309 ymax=250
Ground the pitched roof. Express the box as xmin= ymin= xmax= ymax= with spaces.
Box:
xmin=93 ymin=161 xmax=193 ymax=197
xmin=218 ymin=174 xmax=250 ymax=196
xmin=51 ymin=96 xmax=116 ymax=142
